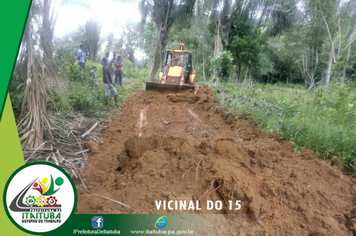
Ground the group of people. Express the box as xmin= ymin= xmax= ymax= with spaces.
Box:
xmin=77 ymin=44 xmax=124 ymax=107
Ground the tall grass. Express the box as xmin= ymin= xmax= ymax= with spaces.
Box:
xmin=49 ymin=59 xmax=150 ymax=117
xmin=214 ymin=82 xmax=356 ymax=171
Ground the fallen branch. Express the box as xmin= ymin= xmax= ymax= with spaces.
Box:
xmin=22 ymin=113 xmax=108 ymax=187
xmin=182 ymin=162 xmax=195 ymax=180
xmin=92 ymin=192 xmax=137 ymax=212
xmin=25 ymin=147 xmax=53 ymax=151
xmin=257 ymin=214 xmax=266 ymax=227
xmin=198 ymin=184 xmax=221 ymax=201
xmin=75 ymin=149 xmax=90 ymax=155
xmin=25 ymin=142 xmax=47 ymax=163
xmin=68 ymin=161 xmax=87 ymax=190
xmin=45 ymin=154 xmax=51 ymax=162
xmin=72 ymin=130 xmax=87 ymax=162
xmin=71 ymin=169 xmax=78 ymax=178
xmin=81 ymin=121 xmax=99 ymax=138
xmin=76 ymin=186 xmax=136 ymax=212
xmin=56 ymin=150 xmax=65 ymax=162
xmin=51 ymin=153 xmax=59 ymax=166
xmin=195 ymin=157 xmax=205 ymax=182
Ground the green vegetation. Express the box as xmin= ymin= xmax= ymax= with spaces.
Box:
xmin=215 ymin=83 xmax=356 ymax=171
xmin=49 ymin=83 xmax=119 ymax=119
xmin=61 ymin=61 xmax=102 ymax=82
xmin=47 ymin=59 xmax=148 ymax=119
xmin=12 ymin=60 xmax=147 ymax=123
xmin=210 ymin=51 xmax=234 ymax=83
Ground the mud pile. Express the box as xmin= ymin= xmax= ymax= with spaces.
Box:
xmin=77 ymin=86 xmax=356 ymax=235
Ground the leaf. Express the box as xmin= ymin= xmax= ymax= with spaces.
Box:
xmin=16 ymin=83 xmax=23 ymax=90
xmin=17 ymin=92 xmax=24 ymax=100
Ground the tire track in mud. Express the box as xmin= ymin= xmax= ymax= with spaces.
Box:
xmin=138 ymin=105 xmax=149 ymax=136
xmin=78 ymin=85 xmax=356 ymax=236
xmin=188 ymin=108 xmax=200 ymax=121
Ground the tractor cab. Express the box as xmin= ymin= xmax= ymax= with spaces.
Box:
xmin=146 ymin=43 xmax=196 ymax=92
xmin=159 ymin=43 xmax=196 ymax=85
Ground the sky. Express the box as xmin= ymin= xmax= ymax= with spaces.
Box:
xmin=54 ymin=0 xmax=145 ymax=59
xmin=55 ymin=0 xmax=141 ymax=38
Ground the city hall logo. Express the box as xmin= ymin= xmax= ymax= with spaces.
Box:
xmin=3 ymin=162 xmax=77 ymax=234
xmin=10 ymin=175 xmax=63 ymax=211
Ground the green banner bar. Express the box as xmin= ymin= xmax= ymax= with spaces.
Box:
xmin=0 ymin=0 xmax=32 ymax=121
xmin=45 ymin=214 xmax=252 ymax=235
xmin=0 ymin=2 xmax=34 ymax=236
xmin=0 ymin=95 xmax=32 ymax=236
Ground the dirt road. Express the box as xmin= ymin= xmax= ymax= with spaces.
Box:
xmin=77 ymin=86 xmax=356 ymax=235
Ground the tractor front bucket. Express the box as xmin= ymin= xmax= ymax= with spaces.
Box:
xmin=145 ymin=82 xmax=195 ymax=93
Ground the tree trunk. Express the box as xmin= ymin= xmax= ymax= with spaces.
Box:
xmin=244 ymin=67 xmax=249 ymax=82
xmin=237 ymin=62 xmax=241 ymax=83
xmin=325 ymin=45 xmax=333 ymax=88
xmin=148 ymin=0 xmax=173 ymax=82
xmin=160 ymin=38 xmax=167 ymax=69
xmin=214 ymin=72 xmax=219 ymax=86
xmin=214 ymin=20 xmax=223 ymax=57
xmin=307 ymin=79 xmax=315 ymax=92
xmin=341 ymin=44 xmax=351 ymax=84
xmin=248 ymin=72 xmax=252 ymax=87
xmin=202 ymin=56 xmax=206 ymax=81
xmin=42 ymin=0 xmax=53 ymax=60
xmin=148 ymin=40 xmax=161 ymax=82
xmin=17 ymin=6 xmax=51 ymax=148
xmin=320 ymin=4 xmax=336 ymax=64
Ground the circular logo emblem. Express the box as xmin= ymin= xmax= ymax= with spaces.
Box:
xmin=3 ymin=162 xmax=77 ymax=234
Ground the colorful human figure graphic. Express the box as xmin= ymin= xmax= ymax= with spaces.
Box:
xmin=32 ymin=182 xmax=43 ymax=194
xmin=32 ymin=176 xmax=64 ymax=196
xmin=38 ymin=177 xmax=49 ymax=194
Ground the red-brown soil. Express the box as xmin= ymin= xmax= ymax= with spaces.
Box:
xmin=77 ymin=85 xmax=356 ymax=236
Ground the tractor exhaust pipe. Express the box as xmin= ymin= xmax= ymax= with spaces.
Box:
xmin=179 ymin=43 xmax=184 ymax=50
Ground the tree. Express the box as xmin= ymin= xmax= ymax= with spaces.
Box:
xmin=317 ymin=0 xmax=339 ymax=88
xmin=15 ymin=0 xmax=58 ymax=148
xmin=120 ymin=24 xmax=140 ymax=63
xmin=140 ymin=0 xmax=197 ymax=82
xmin=104 ymin=33 xmax=115 ymax=54
xmin=229 ymin=17 xmax=260 ymax=83
xmin=210 ymin=51 xmax=234 ymax=84
xmin=318 ymin=0 xmax=356 ymax=86
xmin=282 ymin=0 xmax=327 ymax=91
xmin=137 ymin=21 xmax=157 ymax=62
xmin=54 ymin=27 xmax=86 ymax=72
xmin=40 ymin=0 xmax=58 ymax=61
xmin=84 ymin=19 xmax=101 ymax=61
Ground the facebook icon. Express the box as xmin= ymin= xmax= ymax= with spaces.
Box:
xmin=91 ymin=216 xmax=104 ymax=229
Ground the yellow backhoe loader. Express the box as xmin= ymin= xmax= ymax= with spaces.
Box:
xmin=146 ymin=43 xmax=196 ymax=92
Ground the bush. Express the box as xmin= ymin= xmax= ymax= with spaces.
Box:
xmin=48 ymin=58 xmax=130 ymax=118
xmin=67 ymin=83 xmax=106 ymax=116
xmin=210 ymin=51 xmax=234 ymax=83
xmin=117 ymin=59 xmax=149 ymax=90
xmin=47 ymin=59 xmax=147 ymax=118
xmin=48 ymin=81 xmax=128 ymax=118
xmin=215 ymin=82 xmax=356 ymax=171
xmin=122 ymin=59 xmax=136 ymax=78
xmin=63 ymin=60 xmax=103 ymax=82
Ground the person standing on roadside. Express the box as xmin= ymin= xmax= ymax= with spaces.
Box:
xmin=101 ymin=52 xmax=118 ymax=107
xmin=114 ymin=55 xmax=124 ymax=87
xmin=77 ymin=44 xmax=85 ymax=70
xmin=89 ymin=66 xmax=98 ymax=87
